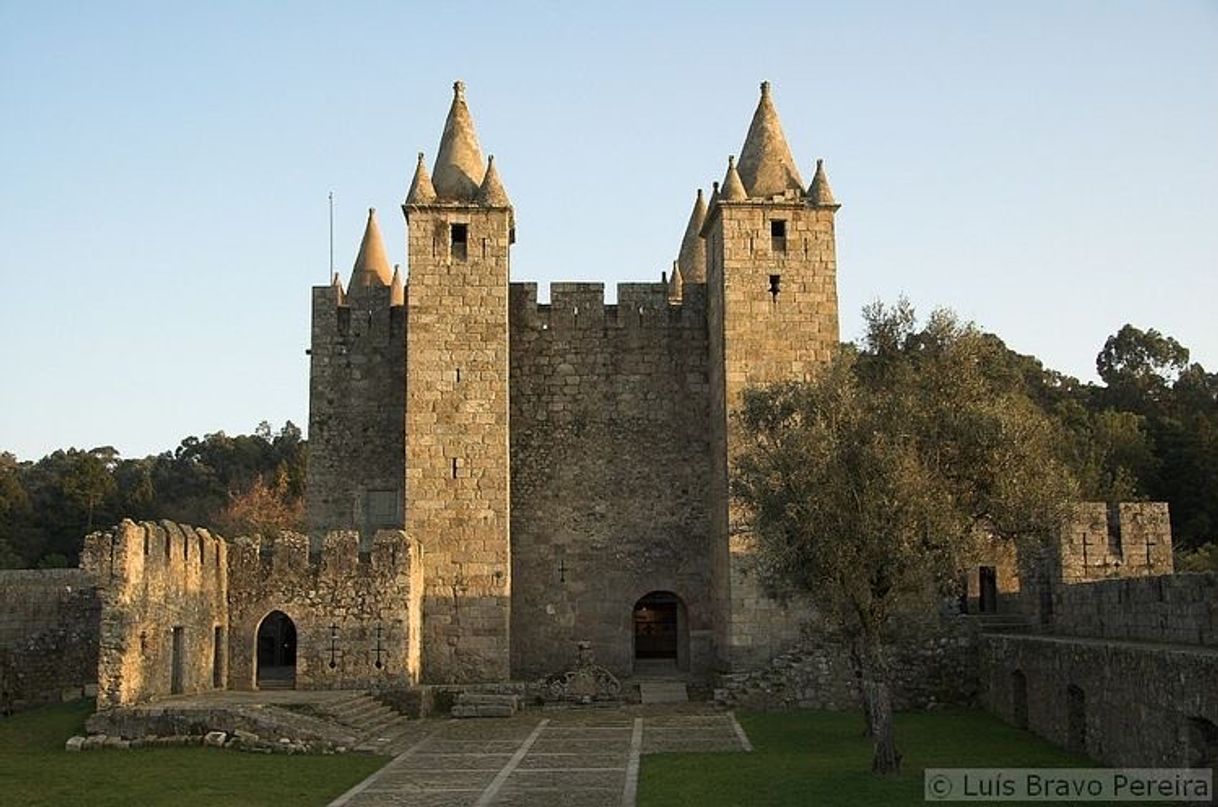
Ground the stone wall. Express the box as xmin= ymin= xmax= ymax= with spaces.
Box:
xmin=716 ymin=615 xmax=979 ymax=711
xmin=86 ymin=521 xmax=228 ymax=709
xmin=306 ymin=281 xmax=407 ymax=544
xmin=981 ymin=633 xmax=1218 ymax=767
xmin=0 ymin=569 xmax=100 ymax=711
xmin=508 ymin=282 xmax=714 ymax=680
xmin=226 ymin=529 xmax=422 ymax=690
xmin=1050 ymin=572 xmax=1217 ymax=647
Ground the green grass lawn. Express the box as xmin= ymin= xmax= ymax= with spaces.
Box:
xmin=0 ymin=700 xmax=385 ymax=807
xmin=640 ymin=708 xmax=1104 ymax=807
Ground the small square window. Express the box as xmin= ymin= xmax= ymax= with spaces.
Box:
xmin=450 ymin=223 xmax=468 ymax=261
xmin=770 ymin=220 xmax=787 ymax=253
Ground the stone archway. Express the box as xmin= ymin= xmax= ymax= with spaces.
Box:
xmin=256 ymin=610 xmax=297 ymax=690
xmin=632 ymin=591 xmax=688 ymax=675
xmin=1066 ymin=684 xmax=1086 ymax=753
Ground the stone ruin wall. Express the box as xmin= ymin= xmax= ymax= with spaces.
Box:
xmin=86 ymin=520 xmax=228 ymax=709
xmin=226 ymin=529 xmax=422 ymax=691
xmin=981 ymin=632 xmax=1218 ymax=769
xmin=0 ymin=568 xmax=100 ymax=711
xmin=1057 ymin=501 xmax=1174 ymax=582
xmin=508 ymin=281 xmax=715 ymax=679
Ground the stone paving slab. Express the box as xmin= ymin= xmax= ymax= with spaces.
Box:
xmin=331 ymin=705 xmax=750 ymax=807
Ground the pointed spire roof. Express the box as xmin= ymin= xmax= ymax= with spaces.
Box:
xmin=676 ymin=188 xmax=708 ymax=283
xmin=331 ymin=271 xmax=346 ymax=304
xmin=390 ymin=264 xmax=405 ymax=306
xmin=405 ymin=152 xmax=436 ymax=205
xmin=349 ymin=208 xmax=394 ymax=289
xmin=432 ymin=80 xmax=486 ymax=202
xmin=721 ymin=156 xmax=747 ymax=202
xmin=737 ymin=81 xmax=804 ymax=199
xmin=807 ymin=158 xmax=839 ymax=208
xmin=667 ymin=260 xmax=684 ymax=303
xmin=476 ymin=155 xmax=511 ymax=207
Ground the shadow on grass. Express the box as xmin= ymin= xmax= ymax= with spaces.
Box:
xmin=0 ymin=700 xmax=385 ymax=807
xmin=640 ymin=708 xmax=1111 ymax=807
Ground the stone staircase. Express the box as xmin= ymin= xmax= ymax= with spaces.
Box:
xmin=451 ymin=692 xmax=520 ymax=718
xmin=638 ymin=681 xmax=689 ymax=704
xmin=314 ymin=692 xmax=421 ymax=754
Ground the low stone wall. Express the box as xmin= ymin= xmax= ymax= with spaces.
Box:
xmin=85 ymin=520 xmax=229 ymax=709
xmin=1051 ymin=572 xmax=1217 ymax=647
xmin=0 ymin=569 xmax=100 ymax=711
xmin=715 ymin=616 xmax=979 ymax=711
xmin=981 ymin=633 xmax=1218 ymax=767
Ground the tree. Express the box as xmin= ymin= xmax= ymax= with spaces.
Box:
xmin=732 ymin=301 xmax=1076 ymax=774
xmin=1097 ymin=324 xmax=1189 ymax=411
xmin=214 ymin=469 xmax=305 ymax=538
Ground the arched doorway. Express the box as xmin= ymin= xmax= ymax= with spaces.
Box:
xmin=1066 ymin=684 xmax=1086 ymax=753
xmin=632 ymin=591 xmax=688 ymax=674
xmin=256 ymin=611 xmax=297 ymax=690
xmin=1011 ymin=670 xmax=1028 ymax=730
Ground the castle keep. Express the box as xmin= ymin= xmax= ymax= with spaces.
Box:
xmin=305 ymin=80 xmax=841 ymax=683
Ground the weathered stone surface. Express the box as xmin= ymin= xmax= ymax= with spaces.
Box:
xmin=203 ymin=730 xmax=227 ymax=747
xmin=64 ymin=736 xmax=85 ymax=752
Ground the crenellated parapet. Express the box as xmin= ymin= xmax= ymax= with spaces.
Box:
xmin=226 ymin=529 xmax=416 ymax=589
xmin=1058 ymin=502 xmax=1173 ymax=583
xmin=509 ymin=281 xmax=707 ymax=334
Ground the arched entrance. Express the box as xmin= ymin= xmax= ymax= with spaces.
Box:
xmin=632 ymin=591 xmax=688 ymax=674
xmin=256 ymin=610 xmax=297 ymax=690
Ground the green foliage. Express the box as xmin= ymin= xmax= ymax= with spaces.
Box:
xmin=1176 ymin=543 xmax=1218 ymax=573
xmin=734 ymin=301 xmax=1076 ymax=636
xmin=0 ymin=422 xmax=306 ymax=567
xmin=0 ymin=701 xmax=383 ymax=807
xmin=640 ymin=709 xmax=1100 ymax=807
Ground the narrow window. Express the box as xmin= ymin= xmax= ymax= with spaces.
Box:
xmin=213 ymin=626 xmax=224 ymax=688
xmin=452 ymin=457 xmax=459 ymax=479
xmin=450 ymin=223 xmax=468 ymax=261
xmin=771 ymin=220 xmax=787 ymax=253
xmin=769 ymin=274 xmax=782 ymax=302
xmin=455 ymin=367 xmax=462 ymax=383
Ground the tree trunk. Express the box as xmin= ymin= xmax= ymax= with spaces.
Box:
xmin=849 ymin=638 xmax=873 ymax=737
xmin=860 ymin=635 xmax=901 ymax=775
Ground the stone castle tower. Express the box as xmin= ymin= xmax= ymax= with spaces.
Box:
xmin=306 ymin=80 xmax=840 ymax=683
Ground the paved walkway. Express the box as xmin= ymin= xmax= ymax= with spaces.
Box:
xmin=329 ymin=706 xmax=750 ymax=807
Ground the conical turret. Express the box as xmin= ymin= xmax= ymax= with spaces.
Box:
xmin=348 ymin=208 xmax=394 ymax=289
xmin=736 ymin=81 xmax=804 ymax=199
xmin=807 ymin=158 xmax=839 ymax=208
xmin=331 ymin=271 xmax=346 ymax=304
xmin=390 ymin=263 xmax=405 ymax=306
xmin=667 ymin=260 xmax=684 ymax=303
xmin=721 ymin=156 xmax=748 ymax=202
xmin=676 ymin=189 xmax=708 ymax=283
xmin=475 ymin=155 xmax=511 ymax=207
xmin=405 ymin=152 xmax=437 ymax=205
xmin=432 ymin=80 xmax=486 ymax=202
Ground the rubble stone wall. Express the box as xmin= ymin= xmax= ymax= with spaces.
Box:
xmin=1050 ymin=572 xmax=1217 ymax=647
xmin=0 ymin=569 xmax=99 ymax=710
xmin=86 ymin=520 xmax=228 ymax=709
xmin=226 ymin=529 xmax=422 ymax=690
xmin=508 ymin=282 xmax=714 ymax=679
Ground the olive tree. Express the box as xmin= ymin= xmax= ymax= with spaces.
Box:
xmin=732 ymin=301 xmax=1076 ymax=774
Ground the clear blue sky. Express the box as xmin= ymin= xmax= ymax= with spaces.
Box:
xmin=2 ymin=1 xmax=1215 ymax=461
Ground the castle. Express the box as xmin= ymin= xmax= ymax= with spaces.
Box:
xmin=305 ymin=80 xmax=840 ymax=684
xmin=1 ymin=81 xmax=1214 ymax=776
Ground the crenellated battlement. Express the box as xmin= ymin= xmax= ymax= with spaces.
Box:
xmin=1058 ymin=502 xmax=1173 ymax=583
xmin=226 ymin=529 xmax=417 ymax=587
xmin=509 ymin=281 xmax=706 ymax=333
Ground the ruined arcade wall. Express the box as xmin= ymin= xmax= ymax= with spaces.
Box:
xmin=226 ymin=529 xmax=422 ymax=690
xmin=508 ymin=282 xmax=714 ymax=679
xmin=982 ymin=632 xmax=1218 ymax=768
xmin=87 ymin=521 xmax=228 ymax=709
xmin=0 ymin=569 xmax=99 ymax=710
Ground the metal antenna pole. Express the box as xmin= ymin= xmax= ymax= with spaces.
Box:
xmin=328 ymin=191 xmax=334 ymax=282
